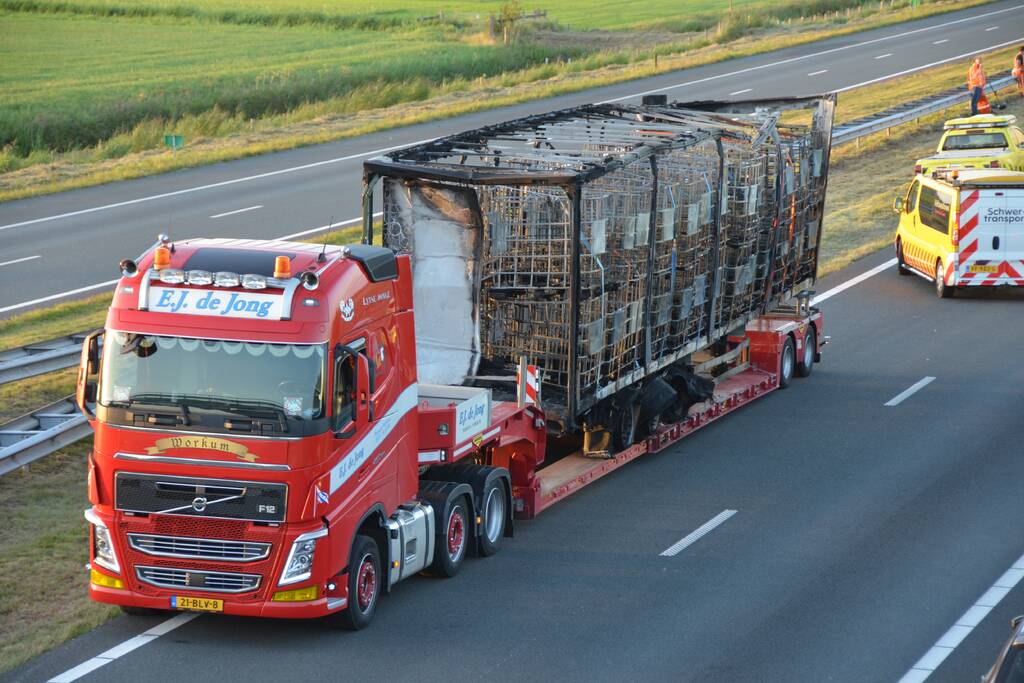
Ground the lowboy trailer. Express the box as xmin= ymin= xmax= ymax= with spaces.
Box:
xmin=79 ymin=95 xmax=832 ymax=629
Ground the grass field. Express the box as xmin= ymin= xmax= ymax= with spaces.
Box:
xmin=0 ymin=0 xmax=982 ymax=194
xmin=1 ymin=65 xmax=1020 ymax=673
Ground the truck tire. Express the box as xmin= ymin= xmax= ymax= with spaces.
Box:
xmin=896 ymin=240 xmax=911 ymax=276
xmin=329 ymin=534 xmax=380 ymax=631
xmin=431 ymin=497 xmax=469 ymax=577
xmin=935 ymin=259 xmax=954 ymax=299
xmin=478 ymin=478 xmax=508 ymax=557
xmin=796 ymin=326 xmax=816 ymax=378
xmin=778 ymin=336 xmax=796 ymax=389
xmin=611 ymin=399 xmax=639 ymax=452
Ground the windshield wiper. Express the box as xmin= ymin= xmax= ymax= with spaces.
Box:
xmin=179 ymin=395 xmax=289 ymax=434
xmin=113 ymin=393 xmax=190 ymax=426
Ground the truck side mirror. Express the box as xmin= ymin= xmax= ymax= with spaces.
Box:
xmin=893 ymin=197 xmax=905 ymax=214
xmin=76 ymin=329 xmax=104 ymax=417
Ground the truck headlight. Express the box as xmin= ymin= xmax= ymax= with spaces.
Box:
xmin=84 ymin=509 xmax=120 ymax=573
xmin=279 ymin=527 xmax=328 ymax=586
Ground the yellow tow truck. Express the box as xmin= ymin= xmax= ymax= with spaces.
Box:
xmin=914 ymin=114 xmax=1024 ymax=176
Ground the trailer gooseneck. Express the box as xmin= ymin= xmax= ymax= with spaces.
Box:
xmin=79 ymin=95 xmax=834 ymax=629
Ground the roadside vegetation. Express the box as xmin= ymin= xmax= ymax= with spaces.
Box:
xmin=1 ymin=41 xmax=1021 ymax=675
xmin=0 ymin=0 xmax=986 ymax=201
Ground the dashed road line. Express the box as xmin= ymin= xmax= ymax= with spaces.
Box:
xmin=729 ymin=88 xmax=753 ymax=96
xmin=986 ymin=25 xmax=1000 ymax=31
xmin=885 ymin=376 xmax=936 ymax=407
xmin=210 ymin=204 xmax=263 ymax=218
xmin=0 ymin=255 xmax=41 ymax=268
xmin=808 ymin=69 xmax=829 ymax=76
xmin=899 ymin=550 xmax=1024 ymax=682
xmin=876 ymin=53 xmax=894 ymax=59
xmin=933 ymin=38 xmax=949 ymax=44
xmin=661 ymin=510 xmax=737 ymax=557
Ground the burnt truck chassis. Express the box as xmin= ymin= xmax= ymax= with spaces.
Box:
xmin=361 ymin=95 xmax=835 ymax=434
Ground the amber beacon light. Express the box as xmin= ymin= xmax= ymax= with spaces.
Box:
xmin=274 ymin=255 xmax=291 ymax=279
xmin=153 ymin=246 xmax=171 ymax=271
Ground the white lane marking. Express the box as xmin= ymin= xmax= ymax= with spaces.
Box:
xmin=48 ymin=612 xmax=199 ymax=683
xmin=0 ymin=139 xmax=432 ymax=233
xmin=598 ymin=4 xmax=1024 ymax=104
xmin=0 ymin=254 xmax=41 ymax=268
xmin=885 ymin=376 xmax=936 ymax=406
xmin=0 ymin=3 xmax=1018 ymax=236
xmin=661 ymin=510 xmax=737 ymax=557
xmin=986 ymin=25 xmax=1000 ymax=31
xmin=811 ymin=258 xmax=896 ymax=305
xmin=933 ymin=38 xmax=949 ymax=44
xmin=899 ymin=550 xmax=1024 ymax=682
xmin=808 ymin=69 xmax=829 ymax=76
xmin=0 ymin=211 xmax=384 ymax=314
xmin=875 ymin=53 xmax=894 ymax=59
xmin=209 ymin=204 xmax=262 ymax=218
xmin=0 ymin=279 xmax=119 ymax=314
xmin=836 ymin=37 xmax=1024 ymax=93
xmin=729 ymin=88 xmax=752 ymax=96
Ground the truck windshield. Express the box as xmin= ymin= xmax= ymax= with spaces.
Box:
xmin=100 ymin=332 xmax=326 ymax=430
xmin=942 ymin=132 xmax=1008 ymax=151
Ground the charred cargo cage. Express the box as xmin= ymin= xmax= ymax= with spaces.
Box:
xmin=362 ymin=96 xmax=835 ymax=431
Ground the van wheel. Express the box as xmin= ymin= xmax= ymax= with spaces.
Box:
xmin=778 ymin=337 xmax=796 ymax=389
xmin=896 ymin=240 xmax=911 ymax=276
xmin=935 ymin=260 xmax=954 ymax=299
xmin=796 ymin=326 xmax=816 ymax=378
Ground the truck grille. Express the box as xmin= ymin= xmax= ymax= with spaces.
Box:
xmin=135 ymin=566 xmax=261 ymax=593
xmin=115 ymin=472 xmax=286 ymax=523
xmin=127 ymin=533 xmax=271 ymax=562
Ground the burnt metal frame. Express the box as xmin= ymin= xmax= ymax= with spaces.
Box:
xmin=362 ymin=95 xmax=836 ymax=427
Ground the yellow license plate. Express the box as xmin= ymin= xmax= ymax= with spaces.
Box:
xmin=172 ymin=596 xmax=223 ymax=612
xmin=969 ymin=264 xmax=999 ymax=273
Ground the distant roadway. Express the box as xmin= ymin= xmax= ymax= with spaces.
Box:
xmin=0 ymin=0 xmax=1022 ymax=314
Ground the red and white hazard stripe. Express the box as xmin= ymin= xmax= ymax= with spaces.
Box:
xmin=516 ymin=364 xmax=540 ymax=406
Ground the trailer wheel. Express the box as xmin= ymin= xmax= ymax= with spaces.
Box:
xmin=432 ymin=498 xmax=469 ymax=577
xmin=796 ymin=326 xmax=816 ymax=378
xmin=896 ymin=240 xmax=911 ymax=276
xmin=478 ymin=478 xmax=507 ymax=557
xmin=779 ymin=336 xmax=796 ymax=389
xmin=329 ymin=534 xmax=380 ymax=631
xmin=611 ymin=400 xmax=639 ymax=452
xmin=934 ymin=259 xmax=954 ymax=299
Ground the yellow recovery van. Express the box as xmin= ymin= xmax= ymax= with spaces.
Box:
xmin=894 ymin=169 xmax=1024 ymax=298
xmin=915 ymin=115 xmax=1024 ymax=176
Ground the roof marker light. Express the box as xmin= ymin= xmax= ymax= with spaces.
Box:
xmin=187 ymin=270 xmax=213 ymax=285
xmin=159 ymin=268 xmax=185 ymax=284
xmin=274 ymin=256 xmax=291 ymax=280
xmin=153 ymin=246 xmax=170 ymax=271
xmin=242 ymin=274 xmax=267 ymax=290
xmin=215 ymin=272 xmax=240 ymax=288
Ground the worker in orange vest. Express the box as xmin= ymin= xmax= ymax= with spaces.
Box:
xmin=968 ymin=58 xmax=987 ymax=115
xmin=1013 ymin=47 xmax=1024 ymax=97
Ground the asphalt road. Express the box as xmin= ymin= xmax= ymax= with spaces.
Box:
xmin=1 ymin=0 xmax=1023 ymax=314
xmin=5 ymin=251 xmax=1024 ymax=683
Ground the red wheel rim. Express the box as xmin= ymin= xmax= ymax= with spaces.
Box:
xmin=447 ymin=507 xmax=465 ymax=560
xmin=356 ymin=554 xmax=376 ymax=612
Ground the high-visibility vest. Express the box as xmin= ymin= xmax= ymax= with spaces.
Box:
xmin=968 ymin=65 xmax=986 ymax=89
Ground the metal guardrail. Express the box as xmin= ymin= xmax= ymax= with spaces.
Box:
xmin=833 ymin=75 xmax=1016 ymax=146
xmin=0 ymin=396 xmax=90 ymax=476
xmin=1 ymin=77 xmax=1019 ymax=475
xmin=0 ymin=332 xmax=90 ymax=385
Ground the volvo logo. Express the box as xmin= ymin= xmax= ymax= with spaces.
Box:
xmin=191 ymin=496 xmax=208 ymax=512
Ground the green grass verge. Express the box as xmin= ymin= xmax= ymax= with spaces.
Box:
xmin=0 ymin=0 xmax=987 ymax=201
xmin=1 ymin=59 xmax=1021 ymax=675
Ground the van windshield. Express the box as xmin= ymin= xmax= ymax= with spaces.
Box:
xmin=100 ymin=332 xmax=326 ymax=431
xmin=943 ymin=132 xmax=1008 ymax=151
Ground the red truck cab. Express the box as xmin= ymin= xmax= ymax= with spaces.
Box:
xmin=79 ymin=236 xmax=539 ymax=628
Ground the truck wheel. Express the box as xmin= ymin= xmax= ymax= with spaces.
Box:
xmin=432 ymin=498 xmax=469 ymax=577
xmin=611 ymin=400 xmax=639 ymax=452
xmin=778 ymin=336 xmax=796 ymax=389
xmin=796 ymin=326 xmax=816 ymax=378
xmin=896 ymin=240 xmax=911 ymax=276
xmin=478 ymin=479 xmax=507 ymax=557
xmin=935 ymin=260 xmax=954 ymax=299
xmin=331 ymin=535 xmax=380 ymax=631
